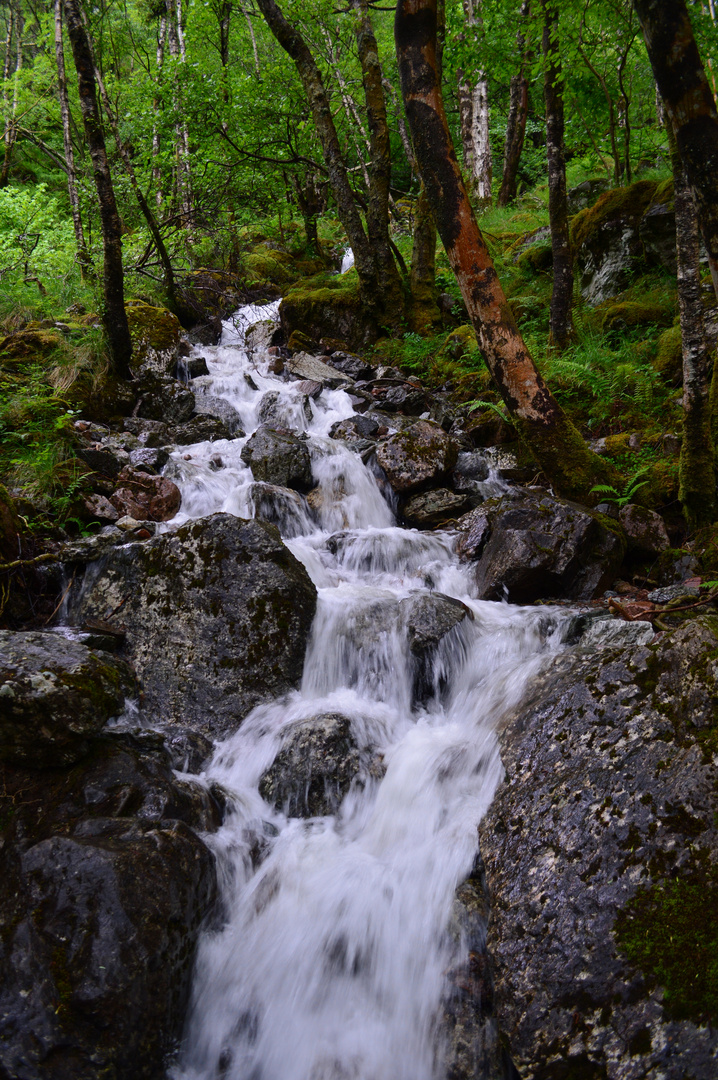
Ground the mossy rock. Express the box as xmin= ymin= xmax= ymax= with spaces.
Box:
xmin=599 ymin=301 xmax=675 ymax=335
xmin=280 ymin=274 xmax=375 ymax=350
xmin=242 ymin=251 xmax=297 ymax=287
xmin=443 ymin=324 xmax=478 ymax=362
xmin=125 ymin=300 xmax=181 ymax=377
xmin=653 ymin=324 xmax=682 ymax=384
xmin=516 ymin=244 xmax=553 ymax=273
xmin=0 ymin=329 xmax=66 ymax=365
xmin=570 ymin=180 xmax=659 ymax=251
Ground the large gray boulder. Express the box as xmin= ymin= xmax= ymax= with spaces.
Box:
xmin=456 ymin=490 xmax=625 ymax=602
xmin=241 ymin=425 xmax=313 ymax=491
xmin=71 ymin=514 xmax=317 ymax=739
xmin=479 ymin=616 xmax=718 ymax=1079
xmin=0 ymin=738 xmax=218 ymax=1080
xmin=400 ymin=592 xmax=472 ymax=704
xmin=376 ymin=420 xmax=459 ymax=494
xmin=0 ymin=631 xmax=136 ymax=767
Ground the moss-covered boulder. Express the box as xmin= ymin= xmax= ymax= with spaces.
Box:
xmin=480 ymin=615 xmax=718 ymax=1077
xmin=0 ymin=631 xmax=136 ymax=766
xmin=242 ymin=248 xmax=298 ymax=288
xmin=639 ymin=178 xmax=676 ymax=272
xmin=376 ymin=420 xmax=459 ymax=494
xmin=126 ymin=299 xmax=182 ymax=376
xmin=654 ymin=323 xmax=683 ymax=383
xmin=0 ymin=328 xmax=65 ymax=365
xmin=571 ymin=180 xmax=661 ymax=304
xmin=516 ymin=243 xmax=553 ymax=273
xmin=599 ymin=299 xmax=675 ymax=335
xmin=280 ymin=274 xmax=376 ymax=350
xmin=443 ymin=324 xmax=478 ymax=362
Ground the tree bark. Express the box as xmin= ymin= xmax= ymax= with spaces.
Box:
xmin=633 ymin=0 xmax=718 ymax=301
xmin=410 ymin=183 xmax=440 ymax=328
xmin=395 ymin=0 xmax=611 ymax=499
xmin=542 ymin=0 xmax=573 ymax=350
xmin=0 ymin=2 xmax=22 ymax=189
xmin=167 ymin=0 xmax=192 ymax=227
xmin=458 ymin=0 xmax=491 ymax=202
xmin=497 ymin=0 xmax=530 ymax=207
xmin=62 ymin=0 xmax=132 ymax=381
xmin=256 ymin=0 xmax=382 ymax=305
xmin=152 ymin=13 xmax=167 ymax=211
xmin=666 ymin=125 xmax=716 ymax=528
xmin=54 ymin=0 xmax=90 ymax=271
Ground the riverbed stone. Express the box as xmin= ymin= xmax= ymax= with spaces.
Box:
xmin=376 ymin=420 xmax=459 ymax=494
xmin=479 ymin=615 xmax=718 ymax=1079
xmin=241 ymin=425 xmax=313 ymax=491
xmin=287 ymin=352 xmax=352 ymax=388
xmin=0 ymin=631 xmax=136 ymax=767
xmin=71 ymin=514 xmax=317 ymax=740
xmin=110 ymin=465 xmax=181 ymax=522
xmin=456 ymin=489 xmax=625 ymax=602
xmin=192 ymin=384 xmax=245 ymax=434
xmin=259 ymin=712 xmax=373 ymax=817
xmin=400 ymin=592 xmax=472 ymax=704
xmin=0 ymin=739 xmax=218 ymax=1080
xmin=135 ymin=374 xmax=196 ymax=425
xmin=401 ymin=488 xmax=472 ymax=528
xmin=619 ymin=503 xmax=670 ymax=559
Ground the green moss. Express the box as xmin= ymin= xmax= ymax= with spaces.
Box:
xmin=125 ymin=300 xmax=181 ymax=363
xmin=614 ymin=864 xmax=718 ymax=1024
xmin=516 ymin=244 xmax=553 ymax=273
xmin=443 ymin=324 xmax=478 ymax=361
xmin=242 ymin=250 xmax=298 ymax=286
xmin=571 ymin=180 xmax=659 ymax=251
xmin=599 ymin=302 xmax=674 ymax=335
xmin=653 ymin=325 xmax=682 ymax=383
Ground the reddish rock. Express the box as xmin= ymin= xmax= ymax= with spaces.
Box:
xmin=110 ymin=467 xmax=181 ymax=522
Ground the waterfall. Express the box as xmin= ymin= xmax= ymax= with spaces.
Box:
xmin=164 ymin=303 xmax=570 ymax=1080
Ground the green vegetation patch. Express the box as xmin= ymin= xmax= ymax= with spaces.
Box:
xmin=614 ymin=863 xmax=718 ymax=1025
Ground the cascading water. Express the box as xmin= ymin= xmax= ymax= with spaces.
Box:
xmin=164 ymin=303 xmax=571 ymax=1080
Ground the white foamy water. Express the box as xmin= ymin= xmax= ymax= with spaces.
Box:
xmin=166 ymin=303 xmax=570 ymax=1080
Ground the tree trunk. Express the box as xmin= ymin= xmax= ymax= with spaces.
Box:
xmin=352 ymin=0 xmax=403 ymax=304
xmin=167 ymin=0 xmax=192 ymax=227
xmin=256 ymin=0 xmax=379 ymax=301
xmin=634 ymin=0 xmax=718 ymax=301
xmin=0 ymin=3 xmax=22 ymax=189
xmin=395 ymin=0 xmax=611 ymax=499
xmin=54 ymin=0 xmax=90 ymax=271
xmin=410 ymin=184 xmax=440 ymax=328
xmin=542 ymin=0 xmax=573 ymax=350
xmin=458 ymin=0 xmax=491 ymax=202
xmin=498 ymin=0 xmax=530 ymax=208
xmin=152 ymin=13 xmax=166 ymax=211
xmin=62 ymin=0 xmax=132 ymax=381
xmin=667 ymin=126 xmax=716 ymax=528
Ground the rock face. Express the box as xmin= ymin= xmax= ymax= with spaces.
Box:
xmin=259 ymin=713 xmax=374 ymax=817
xmin=456 ymin=490 xmax=625 ymax=602
xmin=480 ymin=616 xmax=718 ymax=1079
xmin=0 ymin=631 xmax=136 ymax=766
xmin=72 ymin=514 xmax=317 ymax=739
xmin=376 ymin=420 xmax=459 ymax=494
xmin=619 ymin=503 xmax=670 ymax=559
xmin=0 ymin=738 xmax=218 ymax=1080
xmin=241 ymin=425 xmax=313 ymax=491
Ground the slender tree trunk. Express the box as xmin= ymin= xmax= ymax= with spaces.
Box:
xmin=352 ymin=0 xmax=402 ymax=302
xmin=152 ymin=14 xmax=166 ymax=211
xmin=62 ymin=0 xmax=132 ymax=381
xmin=256 ymin=0 xmax=378 ymax=299
xmin=383 ymin=75 xmax=417 ymax=176
xmin=458 ymin=0 xmax=491 ymax=202
xmin=167 ymin=0 xmax=192 ymax=227
xmin=542 ymin=1 xmax=573 ymax=350
xmin=0 ymin=3 xmax=22 ymax=189
xmin=498 ymin=0 xmax=530 ymax=207
xmin=395 ymin=0 xmax=612 ymax=499
xmin=54 ymin=0 xmax=89 ymax=271
xmin=410 ymin=184 xmax=440 ymax=328
xmin=665 ymin=125 xmax=716 ymax=527
xmin=634 ymin=0 xmax=718 ymax=301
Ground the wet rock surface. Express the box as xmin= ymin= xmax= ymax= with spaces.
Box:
xmin=109 ymin=465 xmax=181 ymax=522
xmin=0 ymin=631 xmax=136 ymax=766
xmin=376 ymin=420 xmax=459 ymax=494
xmin=400 ymin=592 xmax=472 ymax=705
xmin=456 ymin=489 xmax=625 ymax=602
xmin=0 ymin=738 xmax=219 ymax=1080
xmin=480 ymin=616 xmax=718 ymax=1079
xmin=70 ymin=514 xmax=317 ymax=739
xmin=259 ymin=713 xmax=380 ymax=817
xmin=241 ymin=425 xmax=313 ymax=491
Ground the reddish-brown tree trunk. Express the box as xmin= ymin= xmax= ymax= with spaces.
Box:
xmin=497 ymin=0 xmax=530 ymax=207
xmin=63 ymin=0 xmax=132 ymax=381
xmin=634 ymin=0 xmax=718 ymax=301
xmin=395 ymin=0 xmax=611 ymax=498
xmin=542 ymin=0 xmax=573 ymax=350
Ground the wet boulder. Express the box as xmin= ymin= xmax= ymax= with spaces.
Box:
xmin=0 ymin=631 xmax=136 ymax=767
xmin=400 ymin=592 xmax=472 ymax=704
xmin=0 ymin=739 xmax=218 ymax=1080
xmin=258 ymin=712 xmax=375 ymax=817
xmin=128 ymin=446 xmax=171 ymax=473
xmin=287 ymin=351 xmax=352 ymax=389
xmin=126 ymin=299 xmax=182 ymax=376
xmin=257 ymin=389 xmax=313 ymax=429
xmin=326 ymin=351 xmax=375 ymax=381
xmin=401 ymin=488 xmax=472 ymax=528
xmin=249 ymin=481 xmax=311 ymax=538
xmin=370 ymin=383 xmax=426 ymax=415
xmin=376 ymin=420 xmax=459 ymax=494
xmin=330 ymin=414 xmax=380 ymax=442
xmin=173 ymin=414 xmax=234 ymax=444
xmin=110 ymin=465 xmax=181 ymax=522
xmin=451 ymin=451 xmax=491 ymax=493
xmin=619 ymin=503 xmax=670 ymax=559
xmin=135 ymin=374 xmax=196 ymax=425
xmin=245 ymin=318 xmax=278 ymax=357
xmin=72 ymin=514 xmax=317 ymax=740
xmin=192 ymin=384 xmax=245 ymax=434
xmin=456 ymin=489 xmax=625 ymax=602
xmin=241 ymin=425 xmax=313 ymax=491
xmin=480 ymin=616 xmax=718 ymax=1079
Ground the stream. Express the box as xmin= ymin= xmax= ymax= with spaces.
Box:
xmin=163 ymin=303 xmax=572 ymax=1080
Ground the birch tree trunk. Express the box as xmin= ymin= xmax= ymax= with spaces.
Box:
xmin=542 ymin=0 xmax=573 ymax=350
xmin=62 ymin=0 xmax=132 ymax=381
xmin=0 ymin=2 xmax=22 ymax=189
xmin=152 ymin=14 xmax=166 ymax=211
xmin=498 ymin=0 xmax=530 ymax=207
xmin=54 ymin=0 xmax=89 ymax=270
xmin=167 ymin=0 xmax=192 ymax=226
xmin=667 ymin=126 xmax=716 ymax=528
xmin=395 ymin=0 xmax=612 ymax=499
xmin=458 ymin=0 xmax=491 ymax=202
xmin=634 ymin=0 xmax=718 ymax=302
